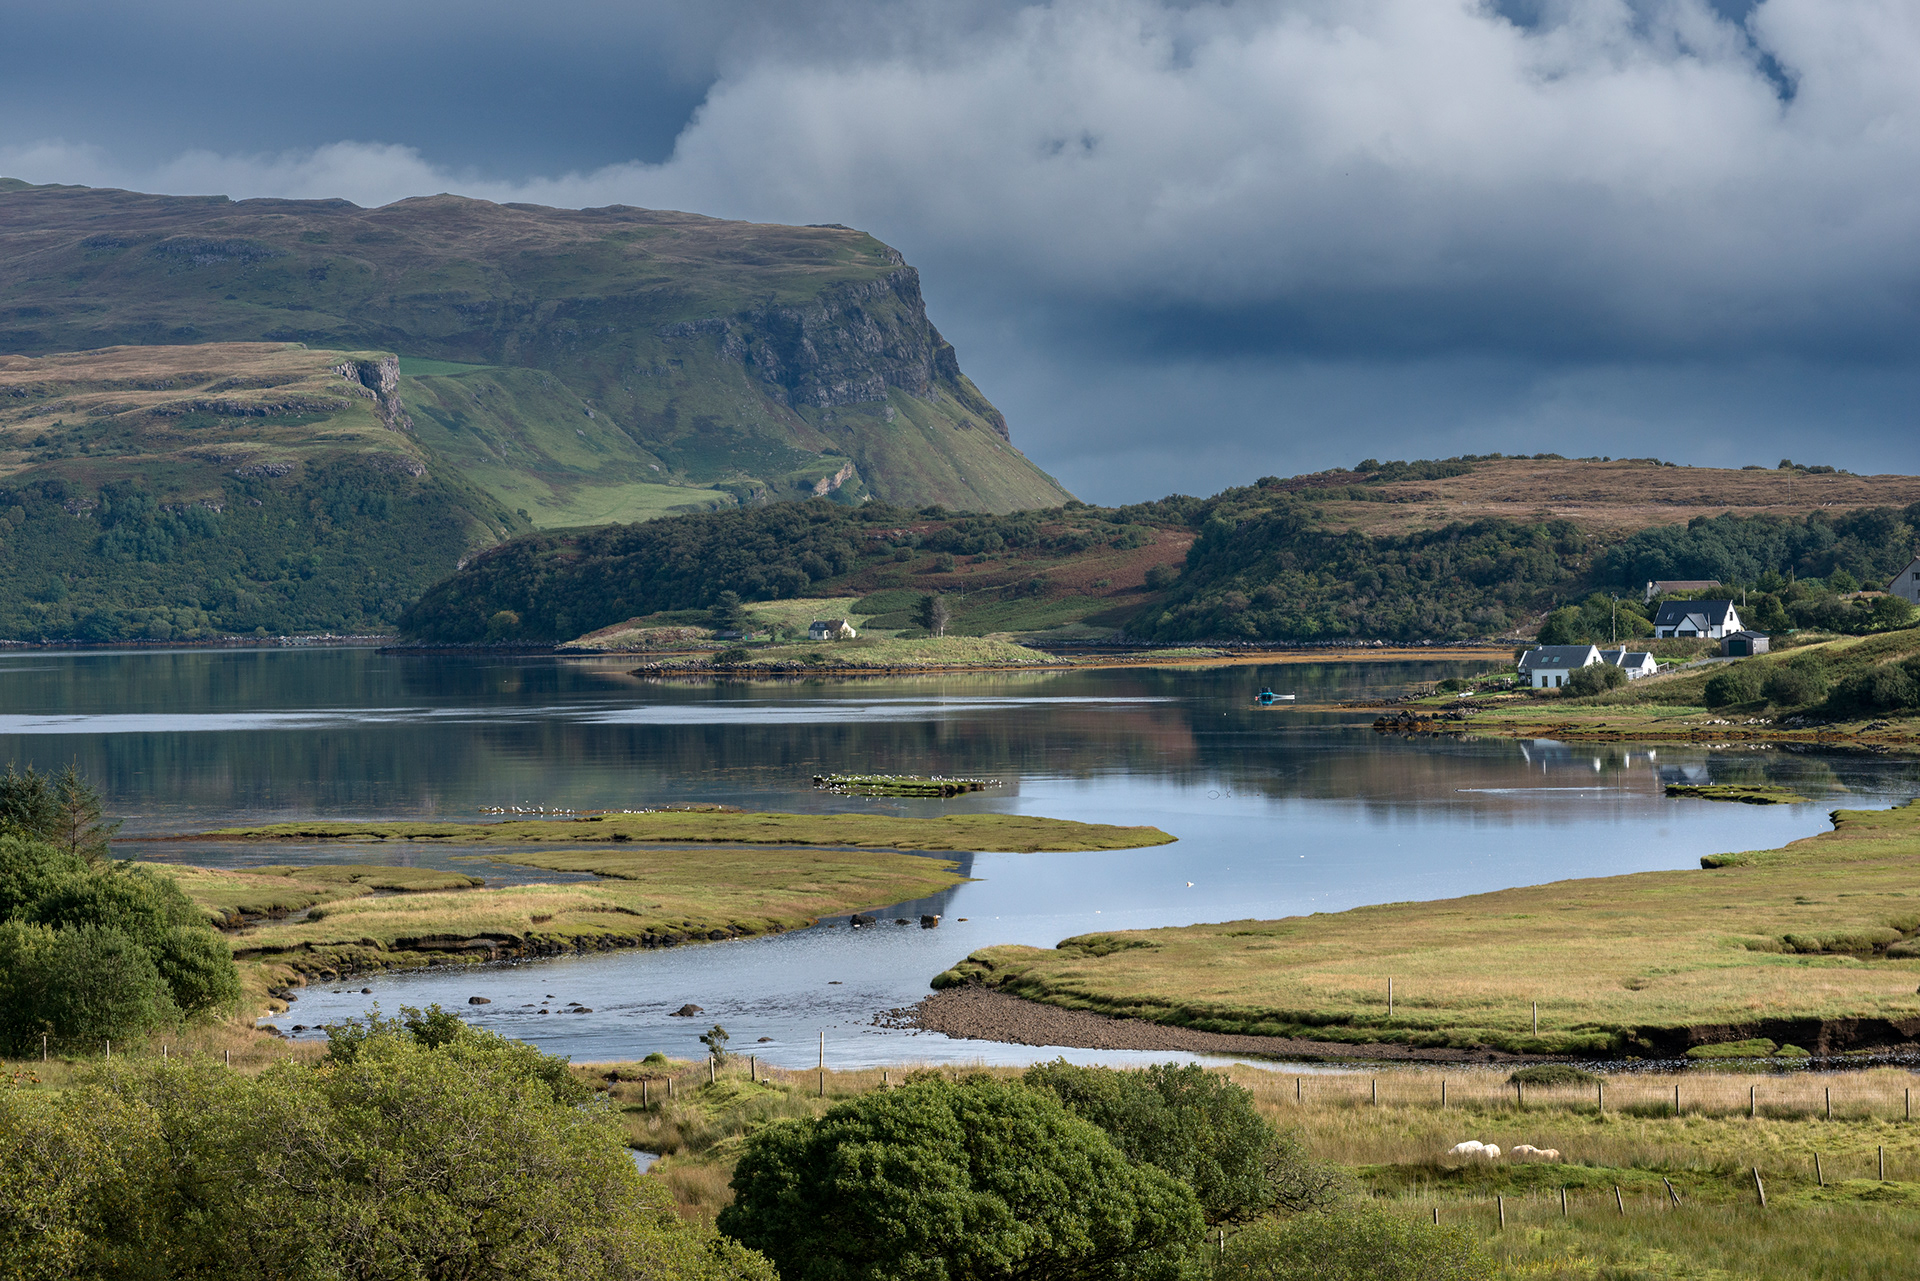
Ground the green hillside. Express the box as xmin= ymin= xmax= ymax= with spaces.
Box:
xmin=0 ymin=343 xmax=519 ymax=639
xmin=0 ymin=179 xmax=1071 ymax=520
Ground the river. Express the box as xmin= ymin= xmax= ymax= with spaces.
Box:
xmin=5 ymin=645 xmax=1916 ymax=1069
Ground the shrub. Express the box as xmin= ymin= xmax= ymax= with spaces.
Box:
xmin=1024 ymin=1060 xmax=1340 ymax=1224
xmin=0 ymin=1033 xmax=772 ymax=1280
xmin=710 ymin=647 xmax=752 ymax=666
xmin=1762 ymin=662 xmax=1828 ymax=707
xmin=718 ymin=1075 xmax=1205 ymax=1281
xmin=1144 ymin=564 xmax=1179 ymax=591
xmin=1705 ymin=664 xmax=1764 ymax=707
xmin=1823 ymin=658 xmax=1920 ymax=716
xmin=1564 ymin=663 xmax=1626 ymax=696
xmin=1508 ymin=1063 xmax=1599 ymax=1086
xmin=1216 ymin=1207 xmax=1492 ymax=1281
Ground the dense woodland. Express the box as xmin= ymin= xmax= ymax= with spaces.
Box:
xmin=0 ymin=457 xmax=485 ymax=640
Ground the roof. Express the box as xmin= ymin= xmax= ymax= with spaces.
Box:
xmin=1603 ymin=648 xmax=1656 ymax=666
xmin=1652 ymin=600 xmax=1736 ymax=627
xmin=1518 ymin=645 xmax=1600 ymax=671
xmin=1724 ymin=630 xmax=1769 ymax=640
xmin=809 ymin=619 xmax=850 ymax=628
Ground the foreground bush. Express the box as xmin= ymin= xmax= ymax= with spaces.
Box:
xmin=0 ymin=830 xmax=239 ymax=1054
xmin=0 ymin=1012 xmax=772 ymax=1280
xmin=1023 ymin=1059 xmax=1343 ymax=1223
xmin=1704 ymin=664 xmax=1763 ymax=708
xmin=1564 ymin=662 xmax=1627 ymax=697
xmin=1217 ymin=1207 xmax=1492 ymax=1281
xmin=719 ymin=1074 xmax=1206 ymax=1281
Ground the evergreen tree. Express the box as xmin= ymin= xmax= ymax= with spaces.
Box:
xmin=49 ymin=763 xmax=120 ymax=865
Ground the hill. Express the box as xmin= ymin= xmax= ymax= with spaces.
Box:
xmin=0 ymin=179 xmax=1071 ymax=521
xmin=402 ymin=455 xmax=1920 ymax=649
xmin=0 ymin=343 xmax=517 ymax=639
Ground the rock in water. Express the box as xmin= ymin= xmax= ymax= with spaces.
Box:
xmin=671 ymin=1003 xmax=704 ymax=1017
xmin=849 ymin=913 xmax=876 ymax=927
xmin=468 ymin=996 xmax=492 ymax=1005
xmin=921 ymin=915 xmax=940 ymax=928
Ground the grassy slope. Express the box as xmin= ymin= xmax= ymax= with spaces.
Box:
xmin=191 ymin=810 xmax=1177 ymax=852
xmin=935 ymin=799 xmax=1920 ymax=1055
xmin=634 ymin=635 xmax=1065 ymax=670
xmin=0 ymin=182 xmax=1071 ymax=515
xmin=0 ymin=342 xmax=520 ymax=636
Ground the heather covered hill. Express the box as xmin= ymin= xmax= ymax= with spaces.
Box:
xmin=0 ymin=180 xmax=1070 ymax=519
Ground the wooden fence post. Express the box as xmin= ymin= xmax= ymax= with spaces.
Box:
xmin=1371 ymin=1078 xmax=1378 ymax=1106
xmin=1752 ymin=1168 xmax=1767 ymax=1210
xmin=1815 ymin=1152 xmax=1823 ymax=1186
xmin=1533 ymin=1001 xmax=1538 ymax=1036
xmin=1560 ymin=1187 xmax=1568 ymax=1217
xmin=1497 ymin=1195 xmax=1505 ymax=1230
xmin=1388 ymin=977 xmax=1393 ymax=1018
xmin=1750 ymin=1085 xmax=1755 ymax=1119
xmin=1879 ymin=1146 xmax=1886 ymax=1181
xmin=1441 ymin=1078 xmax=1447 ymax=1108
xmin=1615 ymin=1186 xmax=1625 ymax=1215
xmin=1826 ymin=1086 xmax=1832 ymax=1120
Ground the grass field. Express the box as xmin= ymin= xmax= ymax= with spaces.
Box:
xmin=635 ymin=634 xmax=1063 ymax=670
xmin=933 ymin=799 xmax=1920 ymax=1056
xmin=566 ymin=1054 xmax=1920 ymax=1277
xmin=188 ymin=810 xmax=1174 ymax=852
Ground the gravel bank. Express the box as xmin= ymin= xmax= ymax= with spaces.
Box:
xmin=908 ymin=987 xmax=1532 ymax=1063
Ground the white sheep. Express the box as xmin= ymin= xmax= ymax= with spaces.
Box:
xmin=1510 ymin=1144 xmax=1561 ymax=1161
xmin=1447 ymin=1141 xmax=1500 ymax=1160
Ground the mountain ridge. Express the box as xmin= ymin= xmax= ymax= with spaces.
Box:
xmin=0 ymin=181 xmax=1070 ymax=518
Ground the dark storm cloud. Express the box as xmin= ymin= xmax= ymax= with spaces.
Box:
xmin=5 ymin=0 xmax=1918 ymax=501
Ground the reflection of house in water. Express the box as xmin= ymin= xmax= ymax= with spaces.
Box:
xmin=1515 ymin=740 xmax=1663 ymax=780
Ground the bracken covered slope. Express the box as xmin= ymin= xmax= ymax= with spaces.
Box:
xmin=0 ymin=179 xmax=1071 ymax=520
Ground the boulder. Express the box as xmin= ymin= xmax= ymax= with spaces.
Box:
xmin=921 ymin=915 xmax=940 ymax=928
xmin=360 ymin=987 xmax=373 ymax=994
xmin=468 ymin=996 xmax=492 ymax=1005
xmin=849 ymin=914 xmax=876 ymax=928
xmin=671 ymin=1003 xmax=704 ymax=1017
xmin=573 ymin=1007 xmax=593 ymax=1014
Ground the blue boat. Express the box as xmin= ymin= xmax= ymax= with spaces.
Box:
xmin=1252 ymin=688 xmax=1295 ymax=705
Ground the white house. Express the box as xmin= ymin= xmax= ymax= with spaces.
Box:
xmin=1518 ymin=644 xmax=1602 ymax=689
xmin=1602 ymin=647 xmax=1659 ymax=679
xmin=808 ymin=618 xmax=857 ymax=641
xmin=1893 ymin=556 xmax=1920 ymax=607
xmin=1651 ymin=600 xmax=1742 ymax=639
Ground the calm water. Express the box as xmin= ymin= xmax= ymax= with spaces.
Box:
xmin=5 ymin=647 xmax=1917 ymax=1068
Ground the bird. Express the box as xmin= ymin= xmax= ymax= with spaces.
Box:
xmin=1186 ymin=881 xmax=1194 ymax=887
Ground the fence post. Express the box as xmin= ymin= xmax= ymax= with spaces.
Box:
xmin=1598 ymin=1081 xmax=1604 ymax=1113
xmin=224 ymin=1048 xmax=230 ymax=1067
xmin=1432 ymin=1206 xmax=1439 ymax=1225
xmin=1815 ymin=1152 xmax=1823 ymax=1186
xmin=1296 ymin=1076 xmax=1302 ymax=1103
xmin=1908 ymin=1088 xmax=1912 ymax=1122
xmin=1826 ymin=1087 xmax=1832 ymax=1121
xmin=1615 ymin=1186 xmax=1625 ymax=1215
xmin=1752 ymin=1168 xmax=1767 ymax=1210
xmin=1371 ymin=1078 xmax=1378 ymax=1106
xmin=1750 ymin=1085 xmax=1755 ymax=1119
xmin=1441 ymin=1078 xmax=1447 ymax=1108
xmin=1560 ymin=1187 xmax=1568 ymax=1217
xmin=1674 ymin=1083 xmax=1681 ymax=1116
xmin=1533 ymin=1001 xmax=1539 ymax=1036
xmin=819 ymin=1031 xmax=825 ymax=1098
xmin=1880 ymin=1146 xmax=1886 ymax=1181
xmin=1497 ymin=1195 xmax=1505 ymax=1230
xmin=42 ymin=1033 xmax=47 ymax=1062
xmin=1663 ymin=1177 xmax=1680 ymax=1207
xmin=1388 ymin=977 xmax=1393 ymax=1018
xmin=642 ymin=1079 xmax=648 ymax=1106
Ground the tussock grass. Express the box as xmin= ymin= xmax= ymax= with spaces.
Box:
xmin=940 ymin=801 xmax=1920 ymax=1054
xmin=195 ymin=810 xmax=1175 ymax=853
xmin=181 ymin=845 xmax=967 ymax=957
xmin=640 ymin=634 xmax=1061 ymax=670
xmin=158 ymin=862 xmax=484 ymax=922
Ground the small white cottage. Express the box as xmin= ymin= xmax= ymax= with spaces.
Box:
xmin=808 ymin=619 xmax=857 ymax=641
xmin=1517 ymin=644 xmax=1602 ymax=689
xmin=1602 ymin=647 xmax=1659 ymax=679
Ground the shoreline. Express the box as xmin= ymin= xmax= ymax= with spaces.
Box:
xmin=906 ymin=987 xmax=1535 ymax=1063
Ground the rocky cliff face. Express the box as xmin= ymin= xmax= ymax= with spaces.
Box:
xmin=0 ymin=183 xmax=1064 ymax=513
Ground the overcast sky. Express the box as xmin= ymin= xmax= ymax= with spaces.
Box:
xmin=5 ymin=0 xmax=1917 ymax=503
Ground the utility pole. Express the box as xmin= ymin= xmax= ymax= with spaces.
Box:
xmin=1611 ymin=596 xmax=1618 ymax=646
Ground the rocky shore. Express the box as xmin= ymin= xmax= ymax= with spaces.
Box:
xmin=905 ymin=987 xmax=1531 ymax=1063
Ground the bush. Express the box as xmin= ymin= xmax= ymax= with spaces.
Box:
xmin=1564 ymin=663 xmax=1627 ymax=696
xmin=0 ymin=1029 xmax=772 ymax=1280
xmin=1762 ymin=662 xmax=1828 ymax=707
xmin=1823 ymin=658 xmax=1920 ymax=716
xmin=1145 ymin=564 xmax=1179 ymax=591
xmin=718 ymin=1075 xmax=1205 ymax=1281
xmin=1508 ymin=1063 xmax=1599 ymax=1086
xmin=710 ymin=647 xmax=753 ymax=667
xmin=1217 ymin=1207 xmax=1492 ymax=1281
xmin=1024 ymin=1060 xmax=1340 ymax=1224
xmin=1705 ymin=664 xmax=1764 ymax=707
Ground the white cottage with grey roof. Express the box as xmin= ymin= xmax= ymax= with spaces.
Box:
xmin=1517 ymin=644 xmax=1602 ymax=689
xmin=1651 ymin=600 xmax=1742 ymax=639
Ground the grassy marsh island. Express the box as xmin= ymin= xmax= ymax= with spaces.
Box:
xmin=933 ymin=800 xmax=1920 ymax=1057
xmin=161 ymin=844 xmax=970 ymax=982
xmin=184 ymin=809 xmax=1174 ymax=851
xmin=158 ymin=810 xmax=1171 ymax=982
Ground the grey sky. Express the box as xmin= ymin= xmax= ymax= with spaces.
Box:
xmin=4 ymin=0 xmax=1916 ymax=503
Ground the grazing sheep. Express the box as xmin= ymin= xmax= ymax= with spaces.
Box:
xmin=1481 ymin=1144 xmax=1502 ymax=1159
xmin=1510 ymin=1145 xmax=1561 ymax=1161
xmin=1447 ymin=1141 xmax=1500 ymax=1159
